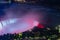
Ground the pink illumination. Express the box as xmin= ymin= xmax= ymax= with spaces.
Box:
xmin=37 ymin=23 xmax=44 ymax=28
xmin=0 ymin=5 xmax=46 ymax=35
xmin=33 ymin=21 xmax=39 ymax=26
xmin=0 ymin=12 xmax=40 ymax=35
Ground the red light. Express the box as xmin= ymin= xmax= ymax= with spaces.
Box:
xmin=37 ymin=23 xmax=44 ymax=28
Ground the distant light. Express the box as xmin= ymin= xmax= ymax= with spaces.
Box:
xmin=46 ymin=28 xmax=51 ymax=30
xmin=48 ymin=38 xmax=51 ymax=40
xmin=58 ymin=25 xmax=60 ymax=27
xmin=56 ymin=25 xmax=60 ymax=33
xmin=19 ymin=33 xmax=22 ymax=37
xmin=33 ymin=21 xmax=39 ymax=26
xmin=57 ymin=39 xmax=60 ymax=40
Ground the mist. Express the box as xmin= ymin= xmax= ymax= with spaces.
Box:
xmin=0 ymin=4 xmax=48 ymax=35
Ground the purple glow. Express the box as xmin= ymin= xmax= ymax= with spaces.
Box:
xmin=0 ymin=13 xmax=40 ymax=35
xmin=0 ymin=4 xmax=47 ymax=35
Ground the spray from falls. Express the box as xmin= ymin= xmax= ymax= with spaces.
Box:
xmin=0 ymin=4 xmax=47 ymax=35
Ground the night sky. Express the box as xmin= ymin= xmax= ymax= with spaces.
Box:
xmin=0 ymin=0 xmax=60 ymax=35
